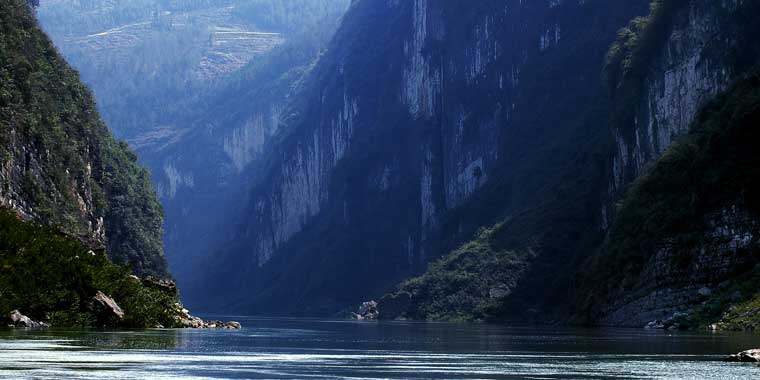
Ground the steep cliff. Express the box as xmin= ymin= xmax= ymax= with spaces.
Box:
xmin=584 ymin=72 xmax=760 ymax=328
xmin=35 ymin=0 xmax=350 ymax=292
xmin=385 ymin=0 xmax=760 ymax=324
xmin=0 ymin=0 xmax=166 ymax=276
xmin=194 ymin=0 xmax=760 ymax=322
xmin=580 ymin=0 xmax=760 ymax=327
xmin=135 ymin=4 xmax=348 ymax=298
xmin=33 ymin=0 xmax=759 ymax=324
xmin=603 ymin=0 xmax=760 ymax=227
xmin=193 ymin=0 xmax=653 ymax=316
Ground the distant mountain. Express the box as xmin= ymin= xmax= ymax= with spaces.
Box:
xmin=36 ymin=0 xmax=351 ymax=298
xmin=37 ymin=0 xmax=350 ymax=140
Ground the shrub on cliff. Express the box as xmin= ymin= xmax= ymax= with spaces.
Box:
xmin=0 ymin=209 xmax=180 ymax=328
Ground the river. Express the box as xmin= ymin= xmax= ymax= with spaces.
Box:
xmin=1 ymin=317 xmax=758 ymax=379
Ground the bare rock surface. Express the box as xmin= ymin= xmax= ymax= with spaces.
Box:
xmin=176 ymin=306 xmax=241 ymax=329
xmin=725 ymin=349 xmax=760 ymax=362
xmin=7 ymin=310 xmax=49 ymax=329
xmin=93 ymin=291 xmax=125 ymax=320
xmin=352 ymin=301 xmax=379 ymax=320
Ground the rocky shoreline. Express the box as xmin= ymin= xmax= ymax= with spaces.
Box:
xmin=4 ymin=276 xmax=241 ymax=330
xmin=725 ymin=349 xmax=760 ymax=363
xmin=5 ymin=307 xmax=241 ymax=330
xmin=176 ymin=306 xmax=241 ymax=329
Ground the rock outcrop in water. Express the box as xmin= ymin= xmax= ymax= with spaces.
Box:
xmin=176 ymin=306 xmax=241 ymax=329
xmin=93 ymin=291 xmax=125 ymax=321
xmin=6 ymin=310 xmax=49 ymax=329
xmin=351 ymin=301 xmax=379 ymax=321
xmin=725 ymin=349 xmax=760 ymax=363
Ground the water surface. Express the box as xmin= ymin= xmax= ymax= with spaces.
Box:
xmin=1 ymin=317 xmax=759 ymax=379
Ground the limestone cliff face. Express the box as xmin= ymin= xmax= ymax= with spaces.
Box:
xmin=589 ymin=0 xmax=760 ymax=326
xmin=605 ymin=0 xmax=758 ymax=227
xmin=35 ymin=0 xmax=351 ymax=285
xmin=126 ymin=7 xmax=347 ymax=291
xmin=195 ymin=0 xmax=651 ymax=315
xmin=244 ymin=0 xmax=571 ymax=269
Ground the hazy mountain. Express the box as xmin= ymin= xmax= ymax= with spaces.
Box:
xmin=36 ymin=0 xmax=760 ymax=331
xmin=36 ymin=0 xmax=351 ymax=297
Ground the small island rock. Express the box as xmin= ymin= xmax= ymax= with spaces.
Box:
xmin=725 ymin=349 xmax=760 ymax=362
xmin=352 ymin=301 xmax=379 ymax=320
xmin=7 ymin=310 xmax=49 ymax=329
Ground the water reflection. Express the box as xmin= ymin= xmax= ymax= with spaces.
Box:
xmin=1 ymin=328 xmax=184 ymax=350
xmin=1 ymin=317 xmax=759 ymax=379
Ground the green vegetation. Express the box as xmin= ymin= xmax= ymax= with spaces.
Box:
xmin=583 ymin=72 xmax=760 ymax=316
xmin=0 ymin=0 xmax=166 ymax=276
xmin=101 ymin=139 xmax=165 ymax=276
xmin=713 ymin=293 xmax=760 ymax=332
xmin=604 ymin=0 xmax=688 ymax=87
xmin=610 ymin=72 xmax=759 ymax=280
xmin=679 ymin=269 xmax=760 ymax=331
xmin=604 ymin=0 xmax=689 ymax=129
xmin=0 ymin=209 xmax=181 ymax=328
xmin=387 ymin=224 xmax=535 ymax=322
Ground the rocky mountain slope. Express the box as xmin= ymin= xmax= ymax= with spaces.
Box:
xmin=33 ymin=0 xmax=760 ymax=326
xmin=36 ymin=1 xmax=351 ymax=299
xmin=0 ymin=0 xmax=183 ymax=328
xmin=382 ymin=0 xmax=760 ymax=325
xmin=1 ymin=0 xmax=166 ymax=277
xmin=190 ymin=0 xmax=652 ymax=316
xmin=584 ymin=72 xmax=760 ymax=329
xmin=189 ymin=0 xmax=760 ymax=325
xmin=37 ymin=0 xmax=349 ymax=140
xmin=580 ymin=0 xmax=760 ymax=327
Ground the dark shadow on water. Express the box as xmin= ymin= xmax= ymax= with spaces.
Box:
xmin=1 ymin=318 xmax=759 ymax=379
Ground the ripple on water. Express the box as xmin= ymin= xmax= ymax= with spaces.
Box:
xmin=1 ymin=319 xmax=759 ymax=379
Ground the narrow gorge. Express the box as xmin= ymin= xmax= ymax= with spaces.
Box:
xmin=12 ymin=0 xmax=760 ymax=332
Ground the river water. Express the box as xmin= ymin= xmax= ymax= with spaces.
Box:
xmin=1 ymin=317 xmax=758 ymax=379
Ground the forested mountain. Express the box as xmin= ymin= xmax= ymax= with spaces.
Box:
xmin=1 ymin=0 xmax=180 ymax=328
xmin=2 ymin=0 xmax=165 ymax=277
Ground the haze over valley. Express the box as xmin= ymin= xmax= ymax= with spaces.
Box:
xmin=2 ymin=0 xmax=760 ymax=377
